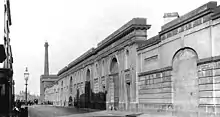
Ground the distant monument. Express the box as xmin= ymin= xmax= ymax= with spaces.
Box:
xmin=40 ymin=42 xmax=58 ymax=104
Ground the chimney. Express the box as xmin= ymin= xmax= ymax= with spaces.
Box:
xmin=44 ymin=42 xmax=49 ymax=75
xmin=163 ymin=12 xmax=179 ymax=25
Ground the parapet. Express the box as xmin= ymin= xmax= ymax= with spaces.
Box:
xmin=97 ymin=18 xmax=148 ymax=47
xmin=161 ymin=1 xmax=217 ymax=31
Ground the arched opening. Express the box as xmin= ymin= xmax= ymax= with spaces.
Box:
xmin=70 ymin=77 xmax=73 ymax=94
xmin=125 ymin=50 xmax=129 ymax=69
xmin=85 ymin=69 xmax=91 ymax=108
xmin=172 ymin=48 xmax=198 ymax=115
xmin=102 ymin=60 xmax=105 ymax=76
xmin=86 ymin=69 xmax=90 ymax=81
xmin=68 ymin=96 xmax=73 ymax=106
xmin=96 ymin=63 xmax=98 ymax=78
xmin=109 ymin=57 xmax=119 ymax=110
xmin=74 ymin=89 xmax=80 ymax=108
xmin=110 ymin=58 xmax=119 ymax=74
xmin=61 ymin=81 xmax=63 ymax=106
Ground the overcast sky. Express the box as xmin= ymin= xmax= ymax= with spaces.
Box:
xmin=0 ymin=0 xmax=219 ymax=95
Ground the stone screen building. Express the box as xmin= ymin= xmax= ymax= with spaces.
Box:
xmin=56 ymin=18 xmax=151 ymax=109
xmin=137 ymin=1 xmax=220 ymax=115
xmin=44 ymin=1 xmax=220 ymax=115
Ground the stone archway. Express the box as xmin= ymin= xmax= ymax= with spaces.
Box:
xmin=109 ymin=57 xmax=119 ymax=110
xmin=172 ymin=48 xmax=198 ymax=116
xmin=86 ymin=69 xmax=90 ymax=81
xmin=85 ymin=69 xmax=91 ymax=108
xmin=68 ymin=96 xmax=73 ymax=106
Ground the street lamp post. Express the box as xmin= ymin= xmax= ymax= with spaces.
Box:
xmin=24 ymin=67 xmax=29 ymax=106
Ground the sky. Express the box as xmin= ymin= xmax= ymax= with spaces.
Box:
xmin=0 ymin=0 xmax=219 ymax=95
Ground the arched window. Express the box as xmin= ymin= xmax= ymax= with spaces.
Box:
xmin=102 ymin=60 xmax=105 ymax=76
xmin=70 ymin=77 xmax=73 ymax=93
xmin=86 ymin=69 xmax=90 ymax=81
xmin=74 ymin=84 xmax=76 ymax=89
xmin=110 ymin=58 xmax=119 ymax=74
xmin=81 ymin=82 xmax=83 ymax=94
xmin=74 ymin=73 xmax=76 ymax=84
xmin=125 ymin=50 xmax=129 ymax=69
xmin=77 ymin=71 xmax=80 ymax=83
xmin=81 ymin=69 xmax=84 ymax=82
xmin=95 ymin=63 xmax=98 ymax=78
xmin=61 ymin=81 xmax=63 ymax=94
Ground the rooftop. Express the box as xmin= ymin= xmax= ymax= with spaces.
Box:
xmin=57 ymin=18 xmax=150 ymax=76
xmin=161 ymin=1 xmax=217 ymax=32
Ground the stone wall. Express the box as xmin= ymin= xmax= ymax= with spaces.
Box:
xmin=197 ymin=56 xmax=220 ymax=115
xmin=137 ymin=56 xmax=220 ymax=116
xmin=43 ymin=2 xmax=220 ymax=115
xmin=55 ymin=18 xmax=150 ymax=111
xmin=138 ymin=67 xmax=173 ymax=113
xmin=136 ymin=2 xmax=220 ymax=116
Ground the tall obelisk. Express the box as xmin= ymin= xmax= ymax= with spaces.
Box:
xmin=44 ymin=42 xmax=49 ymax=75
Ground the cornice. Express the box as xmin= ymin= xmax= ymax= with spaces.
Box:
xmin=136 ymin=35 xmax=160 ymax=51
xmin=160 ymin=1 xmax=217 ymax=35
xmin=197 ymin=55 xmax=220 ymax=65
xmin=58 ymin=19 xmax=150 ymax=77
xmin=58 ymin=21 xmax=150 ymax=77
xmin=94 ymin=24 xmax=150 ymax=54
xmin=212 ymin=5 xmax=220 ymax=20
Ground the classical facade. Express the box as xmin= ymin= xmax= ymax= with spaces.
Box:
xmin=44 ymin=1 xmax=220 ymax=115
xmin=137 ymin=2 xmax=220 ymax=115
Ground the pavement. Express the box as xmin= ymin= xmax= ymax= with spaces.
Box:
xmin=28 ymin=105 xmax=176 ymax=117
xmin=28 ymin=105 xmax=88 ymax=117
xmin=58 ymin=110 xmax=144 ymax=117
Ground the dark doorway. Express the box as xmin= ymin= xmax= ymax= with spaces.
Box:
xmin=85 ymin=69 xmax=91 ymax=108
xmin=68 ymin=96 xmax=73 ymax=106
xmin=110 ymin=58 xmax=119 ymax=110
xmin=126 ymin=82 xmax=130 ymax=110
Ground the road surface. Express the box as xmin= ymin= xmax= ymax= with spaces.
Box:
xmin=28 ymin=105 xmax=90 ymax=117
xmin=28 ymin=105 xmax=142 ymax=117
xmin=28 ymin=105 xmax=169 ymax=117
